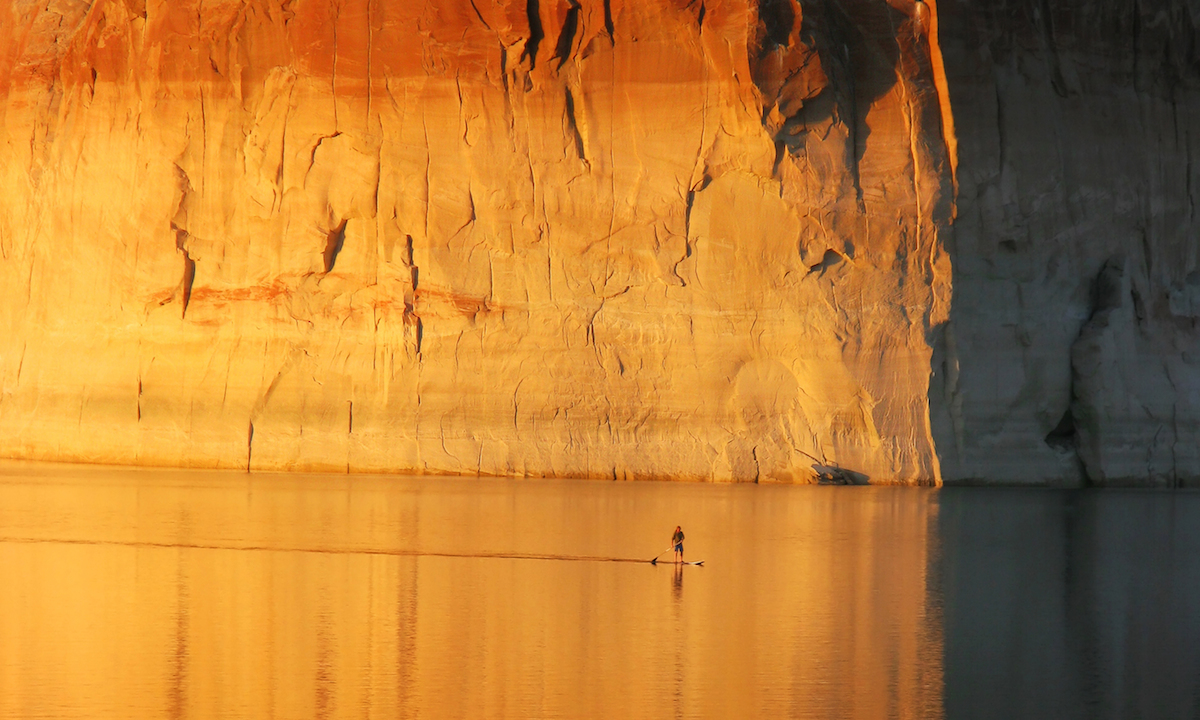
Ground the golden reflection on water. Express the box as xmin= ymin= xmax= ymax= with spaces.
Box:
xmin=0 ymin=465 xmax=942 ymax=719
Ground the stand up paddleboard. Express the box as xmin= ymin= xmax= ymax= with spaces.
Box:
xmin=650 ymin=558 xmax=704 ymax=566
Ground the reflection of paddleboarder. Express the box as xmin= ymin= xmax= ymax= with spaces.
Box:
xmin=672 ymin=526 xmax=685 ymax=564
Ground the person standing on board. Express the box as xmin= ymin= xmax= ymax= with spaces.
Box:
xmin=672 ymin=526 xmax=685 ymax=564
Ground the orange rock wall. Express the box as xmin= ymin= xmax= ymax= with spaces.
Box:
xmin=0 ymin=0 xmax=955 ymax=482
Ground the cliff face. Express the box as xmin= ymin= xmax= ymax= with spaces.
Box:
xmin=0 ymin=0 xmax=1192 ymax=485
xmin=931 ymin=0 xmax=1200 ymax=485
xmin=0 ymin=0 xmax=955 ymax=482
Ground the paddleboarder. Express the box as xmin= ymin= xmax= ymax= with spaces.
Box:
xmin=672 ymin=525 xmax=685 ymax=564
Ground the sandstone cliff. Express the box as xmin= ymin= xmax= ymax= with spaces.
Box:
xmin=930 ymin=0 xmax=1200 ymax=485
xmin=0 ymin=0 xmax=955 ymax=482
xmin=0 ymin=0 xmax=1193 ymax=485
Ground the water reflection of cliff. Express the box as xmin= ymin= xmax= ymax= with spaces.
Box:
xmin=0 ymin=467 xmax=942 ymax=719
xmin=938 ymin=490 xmax=1200 ymax=719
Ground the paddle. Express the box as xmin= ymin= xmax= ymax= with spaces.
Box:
xmin=649 ymin=548 xmax=674 ymax=565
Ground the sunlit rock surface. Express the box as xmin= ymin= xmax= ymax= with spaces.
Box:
xmin=0 ymin=0 xmax=1193 ymax=485
xmin=0 ymin=0 xmax=955 ymax=482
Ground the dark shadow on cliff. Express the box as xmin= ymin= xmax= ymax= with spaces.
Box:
xmin=926 ymin=0 xmax=1200 ymax=486
xmin=750 ymin=0 xmax=910 ymax=179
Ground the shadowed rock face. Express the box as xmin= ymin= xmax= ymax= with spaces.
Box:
xmin=931 ymin=0 xmax=1200 ymax=486
xmin=0 ymin=0 xmax=1191 ymax=485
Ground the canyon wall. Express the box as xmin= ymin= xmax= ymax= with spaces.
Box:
xmin=0 ymin=0 xmax=954 ymax=482
xmin=0 ymin=0 xmax=1193 ymax=484
xmin=932 ymin=0 xmax=1200 ymax=485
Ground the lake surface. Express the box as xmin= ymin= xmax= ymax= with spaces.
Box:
xmin=0 ymin=465 xmax=1196 ymax=719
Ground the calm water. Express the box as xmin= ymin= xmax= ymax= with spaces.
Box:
xmin=0 ymin=465 xmax=1196 ymax=719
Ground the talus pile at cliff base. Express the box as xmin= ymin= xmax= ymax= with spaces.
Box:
xmin=0 ymin=0 xmax=1196 ymax=486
